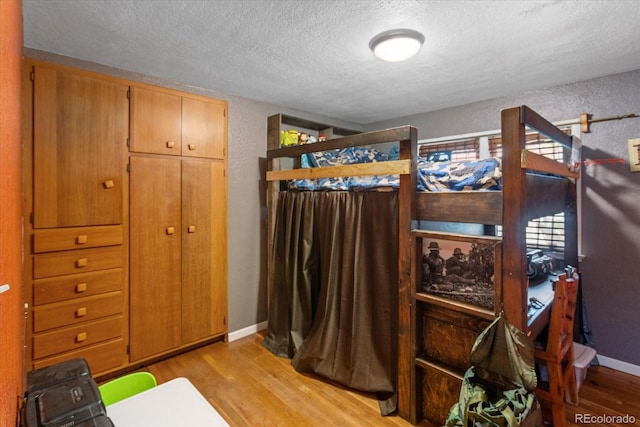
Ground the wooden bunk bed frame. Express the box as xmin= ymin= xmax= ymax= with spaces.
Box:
xmin=265 ymin=105 xmax=579 ymax=425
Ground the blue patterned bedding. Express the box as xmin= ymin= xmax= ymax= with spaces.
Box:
xmin=288 ymin=147 xmax=502 ymax=191
xmin=418 ymin=156 xmax=502 ymax=191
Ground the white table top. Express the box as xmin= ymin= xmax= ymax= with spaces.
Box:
xmin=107 ymin=377 xmax=229 ymax=427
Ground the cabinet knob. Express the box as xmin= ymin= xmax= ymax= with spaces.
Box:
xmin=75 ymin=283 xmax=87 ymax=293
xmin=76 ymin=307 xmax=87 ymax=317
xmin=76 ymin=332 xmax=87 ymax=342
xmin=103 ymin=180 xmax=115 ymax=189
xmin=166 ymin=227 xmax=175 ymax=235
xmin=166 ymin=141 xmax=175 ymax=149
xmin=188 ymin=225 xmax=196 ymax=233
xmin=188 ymin=143 xmax=196 ymax=151
xmin=76 ymin=258 xmax=88 ymax=268
xmin=76 ymin=235 xmax=88 ymax=245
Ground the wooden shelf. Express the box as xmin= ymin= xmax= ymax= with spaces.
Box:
xmin=415 ymin=292 xmax=494 ymax=321
xmin=279 ymin=114 xmax=360 ymax=136
xmin=415 ymin=356 xmax=464 ymax=381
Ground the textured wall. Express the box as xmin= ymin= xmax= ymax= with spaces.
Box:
xmin=368 ymin=70 xmax=640 ymax=367
xmin=1 ymin=0 xmax=25 ymax=424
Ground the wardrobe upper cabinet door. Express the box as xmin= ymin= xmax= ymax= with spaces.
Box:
xmin=182 ymin=97 xmax=226 ymax=159
xmin=130 ymin=86 xmax=182 ymax=156
xmin=33 ymin=66 xmax=128 ymax=228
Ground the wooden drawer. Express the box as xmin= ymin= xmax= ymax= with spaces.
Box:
xmin=33 ymin=268 xmax=123 ymax=305
xmin=33 ymin=338 xmax=125 ymax=376
xmin=33 ymin=246 xmax=123 ymax=279
xmin=422 ymin=304 xmax=490 ymax=372
xmin=421 ymin=363 xmax=463 ymax=426
xmin=33 ymin=292 xmax=123 ymax=332
xmin=33 ymin=316 xmax=124 ymax=359
xmin=33 ymin=225 xmax=123 ymax=253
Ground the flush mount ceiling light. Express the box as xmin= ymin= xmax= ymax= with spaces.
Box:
xmin=369 ymin=29 xmax=425 ymax=62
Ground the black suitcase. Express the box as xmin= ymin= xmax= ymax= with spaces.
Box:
xmin=27 ymin=358 xmax=92 ymax=394
xmin=23 ymin=358 xmax=112 ymax=427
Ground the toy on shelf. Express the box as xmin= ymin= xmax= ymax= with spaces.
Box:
xmin=281 ymin=129 xmax=299 ymax=147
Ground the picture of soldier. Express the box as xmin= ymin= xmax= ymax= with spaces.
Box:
xmin=423 ymin=242 xmax=475 ymax=291
xmin=446 ymin=247 xmax=472 ymax=278
xmin=423 ymin=241 xmax=445 ymax=286
xmin=421 ymin=238 xmax=496 ymax=309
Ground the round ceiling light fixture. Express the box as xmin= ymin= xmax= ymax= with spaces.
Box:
xmin=369 ymin=29 xmax=425 ymax=62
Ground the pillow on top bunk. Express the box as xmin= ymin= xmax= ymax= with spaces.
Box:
xmin=416 ymin=157 xmax=502 ymax=192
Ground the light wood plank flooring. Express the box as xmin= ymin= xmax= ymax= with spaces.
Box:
xmin=137 ymin=331 xmax=640 ymax=426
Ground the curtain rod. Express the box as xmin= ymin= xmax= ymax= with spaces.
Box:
xmin=578 ymin=113 xmax=638 ymax=133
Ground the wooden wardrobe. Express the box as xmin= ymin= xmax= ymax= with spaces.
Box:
xmin=22 ymin=59 xmax=228 ymax=377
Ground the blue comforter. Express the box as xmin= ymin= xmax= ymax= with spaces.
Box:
xmin=289 ymin=147 xmax=502 ymax=191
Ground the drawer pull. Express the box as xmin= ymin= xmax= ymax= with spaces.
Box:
xmin=76 ymin=332 xmax=87 ymax=343
xmin=75 ymin=283 xmax=88 ymax=293
xmin=166 ymin=227 xmax=175 ymax=235
xmin=76 ymin=258 xmax=88 ymax=268
xmin=103 ymin=180 xmax=115 ymax=189
xmin=76 ymin=307 xmax=87 ymax=317
xmin=188 ymin=143 xmax=196 ymax=151
xmin=76 ymin=235 xmax=88 ymax=244
xmin=166 ymin=141 xmax=175 ymax=148
xmin=188 ymin=225 xmax=196 ymax=233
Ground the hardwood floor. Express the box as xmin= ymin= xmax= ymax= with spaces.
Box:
xmin=142 ymin=331 xmax=410 ymax=426
xmin=138 ymin=331 xmax=640 ymax=426
xmin=566 ymin=363 xmax=640 ymax=426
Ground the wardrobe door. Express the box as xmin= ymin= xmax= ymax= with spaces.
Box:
xmin=181 ymin=159 xmax=227 ymax=343
xmin=182 ymin=96 xmax=227 ymax=160
xmin=129 ymin=86 xmax=182 ymax=156
xmin=129 ymin=156 xmax=182 ymax=361
xmin=32 ymin=66 xmax=127 ymax=228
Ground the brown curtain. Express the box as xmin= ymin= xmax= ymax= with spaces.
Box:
xmin=262 ymin=191 xmax=399 ymax=414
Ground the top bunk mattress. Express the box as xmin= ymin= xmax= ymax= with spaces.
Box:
xmin=288 ymin=147 xmax=502 ymax=192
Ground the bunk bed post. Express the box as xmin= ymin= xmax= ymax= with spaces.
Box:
xmin=266 ymin=114 xmax=282 ymax=310
xmin=500 ymin=107 xmax=529 ymax=331
xmin=397 ymin=127 xmax=418 ymax=423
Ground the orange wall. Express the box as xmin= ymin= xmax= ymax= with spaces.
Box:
xmin=0 ymin=0 xmax=24 ymax=425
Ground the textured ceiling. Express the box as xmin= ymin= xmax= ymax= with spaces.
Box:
xmin=22 ymin=0 xmax=640 ymax=124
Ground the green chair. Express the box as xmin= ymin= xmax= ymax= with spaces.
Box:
xmin=99 ymin=371 xmax=157 ymax=406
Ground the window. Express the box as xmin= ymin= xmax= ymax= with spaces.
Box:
xmin=419 ymin=138 xmax=479 ymax=162
xmin=419 ymin=128 xmax=571 ymax=263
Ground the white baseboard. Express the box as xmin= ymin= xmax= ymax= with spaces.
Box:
xmin=228 ymin=321 xmax=268 ymax=342
xmin=597 ymin=354 xmax=640 ymax=378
